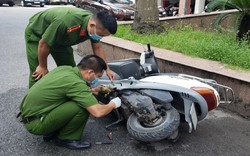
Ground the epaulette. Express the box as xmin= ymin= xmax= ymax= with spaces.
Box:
xmin=67 ymin=25 xmax=81 ymax=33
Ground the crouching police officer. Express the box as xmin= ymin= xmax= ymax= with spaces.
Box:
xmin=18 ymin=55 xmax=121 ymax=150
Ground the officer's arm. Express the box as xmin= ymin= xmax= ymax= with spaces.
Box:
xmin=38 ymin=39 xmax=50 ymax=69
xmin=86 ymin=97 xmax=121 ymax=118
xmin=91 ymin=42 xmax=116 ymax=80
xmin=86 ymin=103 xmax=115 ymax=118
xmin=32 ymin=39 xmax=50 ymax=80
xmin=91 ymin=42 xmax=105 ymax=61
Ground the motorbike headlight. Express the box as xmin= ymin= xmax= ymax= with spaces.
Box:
xmin=191 ymin=87 xmax=218 ymax=111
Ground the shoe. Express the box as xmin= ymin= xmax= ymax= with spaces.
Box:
xmin=43 ymin=132 xmax=58 ymax=142
xmin=55 ymin=139 xmax=91 ymax=150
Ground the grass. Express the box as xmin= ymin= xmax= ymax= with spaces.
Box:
xmin=114 ymin=25 xmax=250 ymax=70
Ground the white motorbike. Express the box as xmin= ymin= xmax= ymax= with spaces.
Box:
xmin=95 ymin=44 xmax=234 ymax=142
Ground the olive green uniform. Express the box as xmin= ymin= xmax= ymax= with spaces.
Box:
xmin=25 ymin=7 xmax=98 ymax=88
xmin=19 ymin=66 xmax=98 ymax=140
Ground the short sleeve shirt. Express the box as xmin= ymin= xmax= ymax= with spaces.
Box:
xmin=26 ymin=7 xmax=99 ymax=47
xmin=20 ymin=66 xmax=98 ymax=118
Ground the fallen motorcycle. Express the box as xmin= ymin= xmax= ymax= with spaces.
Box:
xmin=94 ymin=44 xmax=234 ymax=142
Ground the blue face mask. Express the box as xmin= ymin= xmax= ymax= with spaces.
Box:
xmin=90 ymin=78 xmax=99 ymax=85
xmin=88 ymin=26 xmax=102 ymax=41
xmin=88 ymin=72 xmax=99 ymax=85
xmin=88 ymin=33 xmax=102 ymax=41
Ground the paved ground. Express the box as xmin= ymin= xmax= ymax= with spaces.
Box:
xmin=1 ymin=91 xmax=250 ymax=156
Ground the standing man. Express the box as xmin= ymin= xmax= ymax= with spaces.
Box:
xmin=19 ymin=55 xmax=121 ymax=150
xmin=25 ymin=7 xmax=117 ymax=88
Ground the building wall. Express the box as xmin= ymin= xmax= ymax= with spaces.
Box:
xmin=159 ymin=10 xmax=236 ymax=30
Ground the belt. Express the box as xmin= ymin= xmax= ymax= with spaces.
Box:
xmin=16 ymin=112 xmax=44 ymax=124
xmin=21 ymin=115 xmax=42 ymax=124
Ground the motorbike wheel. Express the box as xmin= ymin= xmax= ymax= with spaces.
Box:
xmin=127 ymin=106 xmax=180 ymax=142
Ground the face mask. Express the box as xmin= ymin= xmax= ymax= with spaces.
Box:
xmin=88 ymin=72 xmax=99 ymax=85
xmin=88 ymin=26 xmax=102 ymax=41
xmin=88 ymin=33 xmax=102 ymax=41
xmin=90 ymin=78 xmax=99 ymax=85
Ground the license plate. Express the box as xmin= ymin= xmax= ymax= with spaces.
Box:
xmin=131 ymin=16 xmax=134 ymax=19
xmin=190 ymin=103 xmax=198 ymax=130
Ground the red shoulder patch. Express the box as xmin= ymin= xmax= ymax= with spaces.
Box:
xmin=67 ymin=25 xmax=81 ymax=33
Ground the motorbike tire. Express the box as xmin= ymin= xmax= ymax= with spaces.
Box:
xmin=127 ymin=107 xmax=180 ymax=142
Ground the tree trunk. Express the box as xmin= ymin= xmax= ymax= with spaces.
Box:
xmin=237 ymin=14 xmax=250 ymax=42
xmin=132 ymin=0 xmax=165 ymax=34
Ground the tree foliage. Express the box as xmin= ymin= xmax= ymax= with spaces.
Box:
xmin=207 ymin=0 xmax=250 ymax=42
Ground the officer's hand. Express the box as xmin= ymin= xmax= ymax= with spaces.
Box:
xmin=110 ymin=97 xmax=121 ymax=108
xmin=100 ymin=85 xmax=112 ymax=94
xmin=106 ymin=69 xmax=116 ymax=81
xmin=32 ymin=65 xmax=49 ymax=80
xmin=91 ymin=86 xmax=102 ymax=95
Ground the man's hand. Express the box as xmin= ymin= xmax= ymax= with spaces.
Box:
xmin=32 ymin=65 xmax=49 ymax=80
xmin=91 ymin=86 xmax=102 ymax=95
xmin=91 ymin=85 xmax=112 ymax=96
xmin=110 ymin=97 xmax=121 ymax=108
xmin=106 ymin=68 xmax=116 ymax=80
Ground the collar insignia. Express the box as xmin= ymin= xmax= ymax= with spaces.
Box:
xmin=80 ymin=29 xmax=86 ymax=36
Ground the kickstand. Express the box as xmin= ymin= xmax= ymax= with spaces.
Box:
xmin=105 ymin=109 xmax=124 ymax=129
